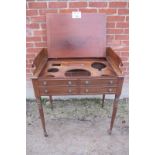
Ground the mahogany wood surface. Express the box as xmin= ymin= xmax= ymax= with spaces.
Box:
xmin=31 ymin=48 xmax=48 ymax=79
xmin=106 ymin=47 xmax=123 ymax=76
xmin=46 ymin=13 xmax=106 ymax=58
xmin=31 ymin=13 xmax=124 ymax=137
xmin=39 ymin=58 xmax=116 ymax=78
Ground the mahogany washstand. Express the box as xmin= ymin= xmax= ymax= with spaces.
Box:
xmin=31 ymin=13 xmax=124 ymax=137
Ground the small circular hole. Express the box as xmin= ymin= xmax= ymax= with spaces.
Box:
xmin=48 ymin=68 xmax=59 ymax=72
xmin=46 ymin=75 xmax=55 ymax=77
xmin=91 ymin=62 xmax=106 ymax=71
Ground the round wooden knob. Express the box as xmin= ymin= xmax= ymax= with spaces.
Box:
xmin=68 ymin=81 xmax=72 ymax=85
xmin=109 ymin=80 xmax=113 ymax=84
xmin=85 ymin=81 xmax=89 ymax=84
xmin=44 ymin=89 xmax=48 ymax=93
xmin=68 ymin=89 xmax=72 ymax=93
xmin=85 ymin=89 xmax=89 ymax=93
xmin=108 ymin=88 xmax=112 ymax=92
xmin=43 ymin=81 xmax=47 ymax=85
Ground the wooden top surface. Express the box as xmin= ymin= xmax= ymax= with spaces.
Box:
xmin=39 ymin=58 xmax=116 ymax=78
xmin=46 ymin=13 xmax=106 ymax=58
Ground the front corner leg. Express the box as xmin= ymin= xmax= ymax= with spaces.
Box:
xmin=108 ymin=94 xmax=120 ymax=135
xmin=36 ymin=97 xmax=48 ymax=137
xmin=102 ymin=94 xmax=105 ymax=108
xmin=49 ymin=96 xmax=53 ymax=110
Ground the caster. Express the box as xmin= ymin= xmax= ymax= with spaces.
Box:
xmin=44 ymin=131 xmax=48 ymax=137
xmin=107 ymin=129 xmax=112 ymax=135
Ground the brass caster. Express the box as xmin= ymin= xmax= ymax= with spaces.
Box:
xmin=107 ymin=129 xmax=112 ymax=135
xmin=44 ymin=131 xmax=48 ymax=137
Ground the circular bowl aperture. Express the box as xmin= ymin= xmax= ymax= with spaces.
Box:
xmin=48 ymin=68 xmax=59 ymax=72
xmin=91 ymin=62 xmax=106 ymax=71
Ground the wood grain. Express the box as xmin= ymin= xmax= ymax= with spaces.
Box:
xmin=46 ymin=13 xmax=106 ymax=58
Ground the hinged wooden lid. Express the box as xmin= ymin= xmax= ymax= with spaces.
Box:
xmin=46 ymin=13 xmax=106 ymax=58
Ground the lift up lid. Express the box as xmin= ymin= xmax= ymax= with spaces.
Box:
xmin=46 ymin=13 xmax=106 ymax=58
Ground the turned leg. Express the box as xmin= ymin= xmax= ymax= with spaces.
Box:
xmin=108 ymin=94 xmax=120 ymax=135
xmin=49 ymin=96 xmax=53 ymax=109
xmin=36 ymin=97 xmax=48 ymax=137
xmin=102 ymin=94 xmax=105 ymax=108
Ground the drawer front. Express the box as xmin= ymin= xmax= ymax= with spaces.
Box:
xmin=80 ymin=79 xmax=118 ymax=86
xmin=80 ymin=87 xmax=117 ymax=94
xmin=38 ymin=79 xmax=78 ymax=86
xmin=39 ymin=86 xmax=79 ymax=95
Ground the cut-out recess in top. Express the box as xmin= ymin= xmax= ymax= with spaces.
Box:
xmin=91 ymin=62 xmax=106 ymax=71
xmin=52 ymin=64 xmax=61 ymax=66
xmin=65 ymin=69 xmax=91 ymax=77
xmin=48 ymin=68 xmax=59 ymax=72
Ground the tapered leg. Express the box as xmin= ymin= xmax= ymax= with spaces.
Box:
xmin=36 ymin=97 xmax=48 ymax=137
xmin=49 ymin=96 xmax=53 ymax=109
xmin=108 ymin=94 xmax=120 ymax=135
xmin=102 ymin=94 xmax=105 ymax=108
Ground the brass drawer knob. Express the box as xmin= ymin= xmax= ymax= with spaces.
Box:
xmin=85 ymin=89 xmax=89 ymax=93
xmin=68 ymin=81 xmax=72 ymax=85
xmin=109 ymin=80 xmax=113 ymax=84
xmin=43 ymin=81 xmax=47 ymax=85
xmin=68 ymin=89 xmax=72 ymax=93
xmin=85 ymin=81 xmax=89 ymax=84
xmin=108 ymin=88 xmax=112 ymax=92
xmin=44 ymin=89 xmax=48 ymax=93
